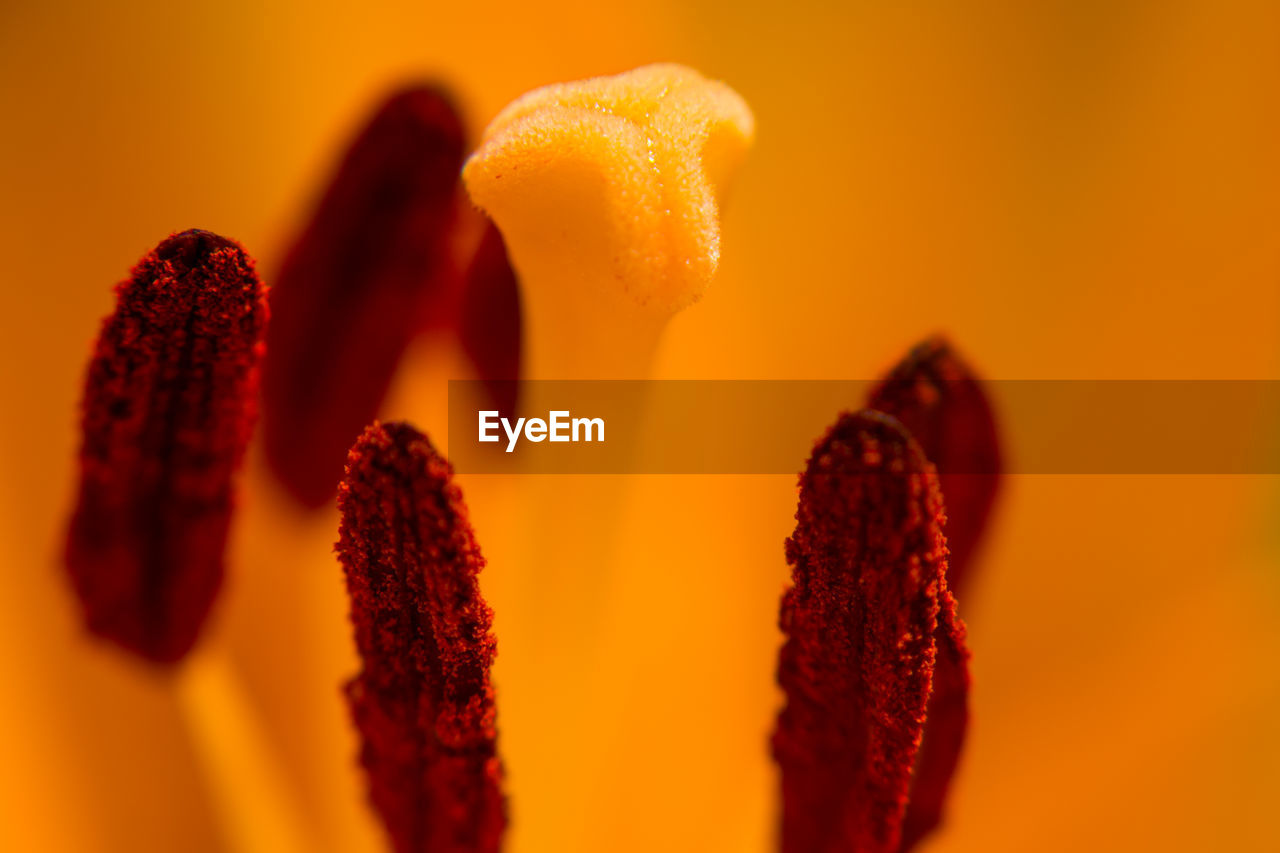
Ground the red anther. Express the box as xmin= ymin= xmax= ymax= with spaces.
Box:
xmin=459 ymin=221 xmax=522 ymax=416
xmin=896 ymin=596 xmax=968 ymax=853
xmin=337 ymin=422 xmax=506 ymax=853
xmin=867 ymin=338 xmax=994 ymax=852
xmin=867 ymin=336 xmax=1000 ymax=596
xmin=264 ymin=85 xmax=467 ymax=508
xmin=65 ymin=229 xmax=267 ymax=664
xmin=773 ymin=411 xmax=965 ymax=853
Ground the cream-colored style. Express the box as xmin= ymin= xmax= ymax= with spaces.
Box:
xmin=461 ymin=66 xmax=754 ymax=851
xmin=464 ymin=63 xmax=754 ymax=378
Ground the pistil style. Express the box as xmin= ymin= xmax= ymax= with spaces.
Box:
xmin=459 ymin=65 xmax=755 ymax=847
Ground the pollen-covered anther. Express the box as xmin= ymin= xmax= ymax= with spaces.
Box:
xmin=865 ymin=336 xmax=997 ymax=851
xmin=772 ymin=410 xmax=970 ymax=853
xmin=868 ymin=335 xmax=1001 ymax=596
xmin=337 ymin=421 xmax=506 ymax=853
xmin=64 ymin=229 xmax=267 ymax=664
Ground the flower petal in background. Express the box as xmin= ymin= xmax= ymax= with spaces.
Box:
xmin=3 ymin=2 xmax=1280 ymax=851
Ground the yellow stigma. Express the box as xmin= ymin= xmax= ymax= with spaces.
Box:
xmin=463 ymin=63 xmax=754 ymax=377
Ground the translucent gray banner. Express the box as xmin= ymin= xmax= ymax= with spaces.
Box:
xmin=446 ymin=380 xmax=1280 ymax=474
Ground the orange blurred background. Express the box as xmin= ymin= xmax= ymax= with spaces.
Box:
xmin=2 ymin=1 xmax=1279 ymax=851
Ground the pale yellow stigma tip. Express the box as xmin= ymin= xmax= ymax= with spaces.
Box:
xmin=463 ymin=63 xmax=754 ymax=316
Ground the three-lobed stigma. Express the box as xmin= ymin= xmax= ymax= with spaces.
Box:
xmin=464 ymin=63 xmax=755 ymax=317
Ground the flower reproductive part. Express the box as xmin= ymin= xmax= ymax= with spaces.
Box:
xmin=772 ymin=410 xmax=969 ymax=853
xmin=337 ymin=421 xmax=506 ymax=853
xmin=65 ymin=229 xmax=267 ymax=664
xmin=264 ymin=85 xmax=467 ymax=507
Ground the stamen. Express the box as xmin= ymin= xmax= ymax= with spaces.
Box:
xmin=772 ymin=411 xmax=965 ymax=853
xmin=337 ymin=421 xmax=505 ymax=853
xmin=896 ymin=597 xmax=968 ymax=853
xmin=264 ymin=85 xmax=467 ymax=506
xmin=463 ymin=63 xmax=754 ymax=378
xmin=64 ymin=229 xmax=267 ymax=664
xmin=867 ymin=336 xmax=1001 ymax=595
xmin=459 ymin=222 xmax=521 ymax=415
xmin=867 ymin=337 xmax=996 ymax=851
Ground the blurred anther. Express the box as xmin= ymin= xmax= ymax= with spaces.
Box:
xmin=65 ymin=229 xmax=267 ymax=664
xmin=460 ymin=222 xmax=522 ymax=415
xmin=264 ymin=85 xmax=467 ymax=507
xmin=867 ymin=336 xmax=1001 ymax=596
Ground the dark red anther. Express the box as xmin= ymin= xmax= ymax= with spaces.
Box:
xmin=772 ymin=411 xmax=967 ymax=853
xmin=337 ymin=421 xmax=506 ymax=853
xmin=264 ymin=85 xmax=467 ymax=508
xmin=867 ymin=336 xmax=1000 ymax=596
xmin=867 ymin=338 xmax=996 ymax=852
xmin=896 ymin=600 xmax=968 ymax=853
xmin=64 ymin=229 xmax=267 ymax=664
xmin=459 ymin=222 xmax=522 ymax=416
